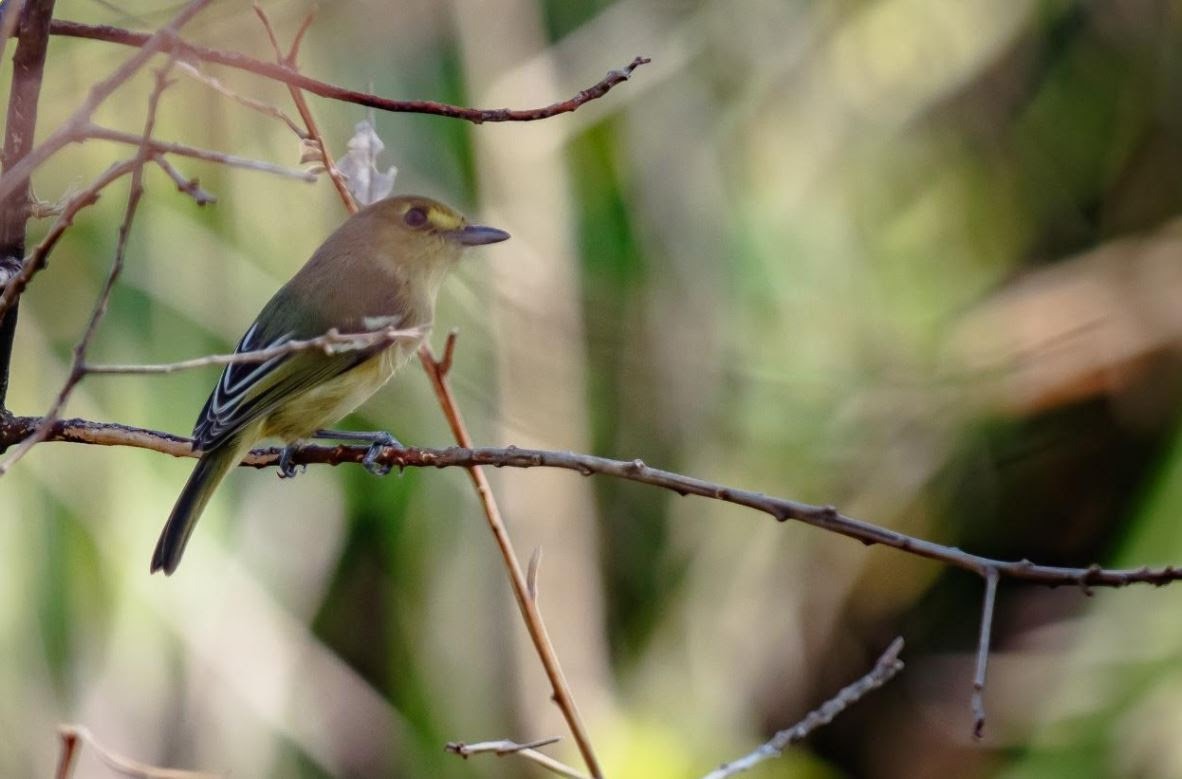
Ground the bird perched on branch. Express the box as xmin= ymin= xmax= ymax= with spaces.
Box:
xmin=151 ymin=195 xmax=509 ymax=575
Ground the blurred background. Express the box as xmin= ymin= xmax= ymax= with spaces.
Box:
xmin=4 ymin=0 xmax=1182 ymax=776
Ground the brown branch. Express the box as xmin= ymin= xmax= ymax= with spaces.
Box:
xmin=0 ymin=61 xmax=174 ymax=477
xmin=252 ymin=5 xmax=356 ymax=214
xmin=418 ymin=341 xmax=605 ymax=778
xmin=45 ymin=19 xmax=649 ymax=125
xmin=153 ymin=155 xmax=215 ymax=205
xmin=972 ymin=567 xmax=1000 ymax=739
xmin=4 ymin=413 xmax=1182 ymax=591
xmin=0 ymin=0 xmax=57 ymax=410
xmin=0 ymin=0 xmax=213 ymax=206
xmin=0 ymin=157 xmax=139 ymax=321
xmin=56 ymin=725 xmax=216 ymax=779
xmin=702 ymin=638 xmax=905 ymax=779
xmin=445 ymin=738 xmax=587 ymax=779
xmin=174 ymin=59 xmax=304 ymax=136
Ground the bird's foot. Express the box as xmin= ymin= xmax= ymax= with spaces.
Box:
xmin=277 ymin=443 xmax=306 ymax=479
xmin=313 ymin=429 xmax=403 ymax=477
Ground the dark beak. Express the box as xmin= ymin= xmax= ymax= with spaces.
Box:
xmin=452 ymin=224 xmax=510 ymax=247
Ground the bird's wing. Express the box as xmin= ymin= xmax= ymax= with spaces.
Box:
xmin=191 ymin=315 xmax=392 ymax=451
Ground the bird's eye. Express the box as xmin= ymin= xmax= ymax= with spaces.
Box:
xmin=403 ymin=207 xmax=429 ymax=228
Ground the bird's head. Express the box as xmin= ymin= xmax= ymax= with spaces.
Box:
xmin=360 ymin=195 xmax=510 ymax=273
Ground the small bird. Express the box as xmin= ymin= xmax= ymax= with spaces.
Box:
xmin=151 ymin=195 xmax=509 ymax=575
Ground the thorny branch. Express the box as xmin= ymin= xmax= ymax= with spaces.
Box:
xmin=702 ymin=639 xmax=906 ymax=779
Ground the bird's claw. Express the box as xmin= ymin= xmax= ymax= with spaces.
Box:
xmin=277 ymin=444 xmax=306 ymax=479
xmin=362 ymin=433 xmax=401 ymax=477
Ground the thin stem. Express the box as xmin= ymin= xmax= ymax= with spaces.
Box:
xmin=702 ymin=638 xmax=905 ymax=779
xmin=972 ymin=568 xmax=1000 ymax=739
xmin=418 ymin=342 xmax=605 ymax=779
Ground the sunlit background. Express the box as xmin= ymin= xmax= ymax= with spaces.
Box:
xmin=4 ymin=0 xmax=1182 ymax=776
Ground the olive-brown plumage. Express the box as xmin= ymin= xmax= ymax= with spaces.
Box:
xmin=151 ymin=195 xmax=509 ymax=575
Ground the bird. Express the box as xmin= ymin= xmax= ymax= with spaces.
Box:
xmin=150 ymin=194 xmax=509 ymax=575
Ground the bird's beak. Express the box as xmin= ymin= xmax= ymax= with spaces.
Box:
xmin=451 ymin=224 xmax=511 ymax=246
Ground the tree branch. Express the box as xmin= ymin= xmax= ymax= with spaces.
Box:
xmin=971 ymin=568 xmax=1000 ymax=739
xmin=2 ymin=413 xmax=1180 ymax=591
xmin=0 ymin=61 xmax=175 ymax=477
xmin=0 ymin=0 xmax=212 ymax=206
xmin=0 ymin=0 xmax=57 ymax=410
xmin=44 ymin=19 xmax=649 ymax=125
xmin=417 ymin=341 xmax=605 ymax=778
xmin=702 ymin=638 xmax=905 ymax=779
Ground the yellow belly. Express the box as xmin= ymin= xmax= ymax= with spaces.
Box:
xmin=259 ymin=344 xmax=411 ymax=442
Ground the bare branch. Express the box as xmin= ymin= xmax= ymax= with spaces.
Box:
xmin=252 ymin=5 xmax=356 ymax=213
xmin=0 ymin=0 xmax=213 ymax=206
xmin=85 ymin=326 xmax=423 ymax=376
xmin=0 ymin=61 xmax=175 ymax=476
xmin=972 ymin=568 xmax=1000 ymax=739
xmin=702 ymin=638 xmax=905 ymax=779
xmin=174 ymin=61 xmax=303 ymax=136
xmin=0 ymin=0 xmax=54 ymax=409
xmin=153 ymin=155 xmax=215 ymax=205
xmin=418 ymin=339 xmax=605 ymax=778
xmin=0 ymin=157 xmax=138 ymax=321
xmin=445 ymin=738 xmax=586 ymax=779
xmin=3 ymin=414 xmax=1180 ymax=592
xmin=82 ymin=124 xmax=317 ymax=181
xmin=56 ymin=725 xmax=216 ymax=779
xmin=45 ymin=19 xmax=650 ymax=125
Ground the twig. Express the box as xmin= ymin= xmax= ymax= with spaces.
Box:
xmin=56 ymin=725 xmax=216 ymax=779
xmin=81 ymin=124 xmax=317 ymax=181
xmin=527 ymin=547 xmax=543 ymax=603
xmin=702 ymin=638 xmax=905 ymax=779
xmin=46 ymin=19 xmax=650 ymax=126
xmin=153 ymin=155 xmax=215 ymax=205
xmin=0 ymin=158 xmax=139 ymax=321
xmin=0 ymin=61 xmax=174 ymax=477
xmin=972 ymin=567 xmax=1000 ymax=739
xmin=0 ymin=0 xmax=213 ymax=206
xmin=445 ymin=738 xmax=587 ymax=779
xmin=418 ymin=340 xmax=605 ymax=779
xmin=252 ymin=5 xmax=357 ymax=214
xmin=174 ymin=60 xmax=304 ymax=136
xmin=5 ymin=414 xmax=1181 ymax=591
xmin=0 ymin=0 xmax=56 ymax=409
xmin=84 ymin=326 xmax=422 ymax=374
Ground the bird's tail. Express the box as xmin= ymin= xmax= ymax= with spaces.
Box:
xmin=151 ymin=434 xmax=250 ymax=575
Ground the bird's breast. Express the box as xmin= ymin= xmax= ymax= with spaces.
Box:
xmin=260 ymin=338 xmax=419 ymax=442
